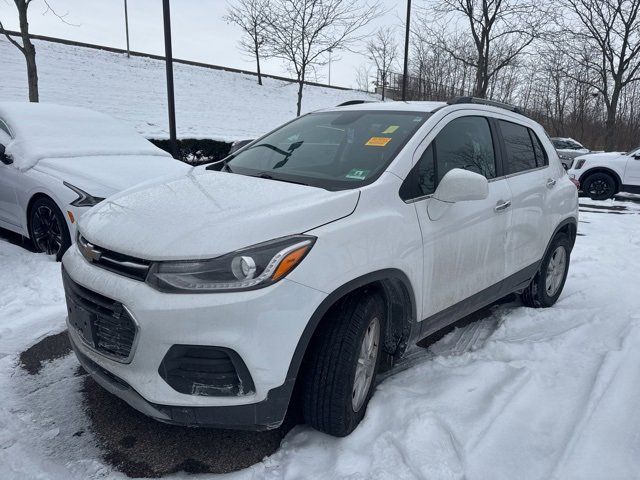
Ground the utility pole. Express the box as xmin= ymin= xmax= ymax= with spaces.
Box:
xmin=124 ymin=0 xmax=130 ymax=58
xmin=402 ymin=0 xmax=411 ymax=101
xmin=162 ymin=0 xmax=178 ymax=159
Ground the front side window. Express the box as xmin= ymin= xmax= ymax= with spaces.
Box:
xmin=400 ymin=116 xmax=496 ymax=200
xmin=227 ymin=111 xmax=430 ymax=190
xmin=500 ymin=120 xmax=538 ymax=174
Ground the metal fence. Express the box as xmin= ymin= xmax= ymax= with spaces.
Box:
xmin=376 ymin=71 xmax=472 ymax=102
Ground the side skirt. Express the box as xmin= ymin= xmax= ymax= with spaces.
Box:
xmin=621 ymin=184 xmax=640 ymax=195
xmin=416 ymin=262 xmax=540 ymax=341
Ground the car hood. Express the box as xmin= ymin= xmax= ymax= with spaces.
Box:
xmin=34 ymin=155 xmax=189 ymax=198
xmin=574 ymin=151 xmax=626 ymax=162
xmin=79 ymin=168 xmax=360 ymax=260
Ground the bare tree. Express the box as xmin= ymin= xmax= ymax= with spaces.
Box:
xmin=265 ymin=0 xmax=381 ymax=115
xmin=367 ymin=27 xmax=398 ymax=100
xmin=1 ymin=1 xmax=40 ymax=101
xmin=225 ymin=0 xmax=271 ymax=85
xmin=1 ymin=0 xmax=71 ymax=102
xmin=419 ymin=0 xmax=549 ymax=98
xmin=559 ymin=0 xmax=640 ymax=150
xmin=354 ymin=64 xmax=373 ymax=92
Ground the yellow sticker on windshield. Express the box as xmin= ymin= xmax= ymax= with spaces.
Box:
xmin=366 ymin=137 xmax=392 ymax=147
xmin=382 ymin=125 xmax=399 ymax=134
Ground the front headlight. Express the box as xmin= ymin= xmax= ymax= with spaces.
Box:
xmin=63 ymin=182 xmax=105 ymax=207
xmin=146 ymin=235 xmax=316 ymax=293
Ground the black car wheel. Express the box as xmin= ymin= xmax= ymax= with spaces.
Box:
xmin=582 ymin=172 xmax=616 ymax=200
xmin=29 ymin=197 xmax=71 ymax=261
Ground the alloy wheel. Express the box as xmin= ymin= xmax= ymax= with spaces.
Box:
xmin=545 ymin=246 xmax=567 ymax=297
xmin=32 ymin=205 xmax=64 ymax=256
xmin=352 ymin=316 xmax=380 ymax=412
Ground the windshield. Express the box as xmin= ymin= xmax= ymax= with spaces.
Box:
xmin=552 ymin=139 xmax=585 ymax=150
xmin=628 ymin=146 xmax=640 ymax=156
xmin=226 ymin=111 xmax=430 ymax=190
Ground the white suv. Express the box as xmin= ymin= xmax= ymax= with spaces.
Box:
xmin=62 ymin=98 xmax=578 ymax=437
xmin=567 ymin=147 xmax=640 ymax=200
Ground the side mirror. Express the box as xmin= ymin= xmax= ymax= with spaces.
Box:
xmin=0 ymin=144 xmax=12 ymax=165
xmin=433 ymin=168 xmax=489 ymax=203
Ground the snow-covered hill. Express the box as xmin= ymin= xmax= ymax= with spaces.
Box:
xmin=0 ymin=37 xmax=378 ymax=142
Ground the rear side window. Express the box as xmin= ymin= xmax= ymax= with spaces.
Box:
xmin=500 ymin=120 xmax=546 ymax=174
xmin=400 ymin=116 xmax=496 ymax=201
xmin=530 ymin=131 xmax=548 ymax=167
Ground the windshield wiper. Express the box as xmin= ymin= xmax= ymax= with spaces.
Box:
xmin=256 ymin=172 xmax=308 ymax=186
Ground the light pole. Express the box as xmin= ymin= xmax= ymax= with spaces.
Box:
xmin=162 ymin=0 xmax=178 ymax=159
xmin=402 ymin=0 xmax=411 ymax=101
xmin=124 ymin=0 xmax=130 ymax=58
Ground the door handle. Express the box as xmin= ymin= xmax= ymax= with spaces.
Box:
xmin=546 ymin=178 xmax=557 ymax=188
xmin=494 ymin=200 xmax=511 ymax=212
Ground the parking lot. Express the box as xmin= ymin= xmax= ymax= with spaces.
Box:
xmin=1 ymin=194 xmax=640 ymax=479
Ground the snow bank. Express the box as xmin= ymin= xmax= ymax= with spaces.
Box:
xmin=1 ymin=196 xmax=640 ymax=479
xmin=0 ymin=102 xmax=169 ymax=171
xmin=0 ymin=37 xmax=378 ymax=142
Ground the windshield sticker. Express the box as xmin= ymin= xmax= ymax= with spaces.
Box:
xmin=365 ymin=136 xmax=392 ymax=147
xmin=346 ymin=169 xmax=370 ymax=180
xmin=382 ymin=125 xmax=399 ymax=134
xmin=413 ymin=116 xmax=423 ymax=122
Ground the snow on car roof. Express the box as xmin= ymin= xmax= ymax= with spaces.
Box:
xmin=0 ymin=102 xmax=170 ymax=171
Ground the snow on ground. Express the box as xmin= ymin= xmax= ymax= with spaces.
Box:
xmin=0 ymin=37 xmax=378 ymax=142
xmin=1 ymin=195 xmax=640 ymax=479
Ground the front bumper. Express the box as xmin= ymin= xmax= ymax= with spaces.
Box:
xmin=62 ymin=244 xmax=327 ymax=429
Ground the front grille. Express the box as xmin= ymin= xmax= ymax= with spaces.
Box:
xmin=159 ymin=345 xmax=255 ymax=396
xmin=63 ymin=268 xmax=137 ymax=361
xmin=78 ymin=235 xmax=150 ymax=281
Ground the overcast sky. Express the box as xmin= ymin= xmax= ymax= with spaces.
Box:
xmin=0 ymin=0 xmax=406 ymax=89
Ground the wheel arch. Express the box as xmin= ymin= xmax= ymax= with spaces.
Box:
xmin=546 ymin=217 xmax=578 ymax=257
xmin=579 ymin=167 xmax=622 ymax=191
xmin=287 ymin=269 xmax=417 ymax=385
xmin=25 ymin=192 xmax=56 ymax=239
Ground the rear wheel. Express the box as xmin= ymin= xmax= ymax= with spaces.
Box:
xmin=522 ymin=233 xmax=571 ymax=308
xmin=29 ymin=197 xmax=71 ymax=261
xmin=301 ymin=292 xmax=385 ymax=437
xmin=582 ymin=172 xmax=616 ymax=200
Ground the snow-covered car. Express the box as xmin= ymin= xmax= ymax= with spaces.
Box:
xmin=567 ymin=147 xmax=640 ymax=200
xmin=550 ymin=137 xmax=594 ymax=169
xmin=62 ymin=98 xmax=578 ymax=437
xmin=0 ymin=102 xmax=188 ymax=259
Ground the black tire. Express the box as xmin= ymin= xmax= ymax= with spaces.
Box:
xmin=301 ymin=291 xmax=386 ymax=437
xmin=582 ymin=172 xmax=617 ymax=200
xmin=522 ymin=233 xmax=571 ymax=308
xmin=29 ymin=196 xmax=71 ymax=261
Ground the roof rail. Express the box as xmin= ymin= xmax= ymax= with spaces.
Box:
xmin=336 ymin=100 xmax=376 ymax=107
xmin=447 ymin=96 xmax=524 ymax=115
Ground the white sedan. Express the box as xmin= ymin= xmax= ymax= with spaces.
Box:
xmin=0 ymin=102 xmax=189 ymax=259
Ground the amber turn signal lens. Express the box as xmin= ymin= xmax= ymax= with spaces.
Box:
xmin=67 ymin=211 xmax=75 ymax=223
xmin=272 ymin=245 xmax=311 ymax=281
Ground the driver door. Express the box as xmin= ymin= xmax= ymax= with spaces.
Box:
xmin=404 ymin=113 xmax=512 ymax=327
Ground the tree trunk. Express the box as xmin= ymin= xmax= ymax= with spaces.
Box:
xmin=18 ymin=2 xmax=38 ymax=102
xmin=604 ymin=91 xmax=620 ymax=151
xmin=296 ymin=67 xmax=305 ymax=117
xmin=254 ymin=39 xmax=262 ymax=86
xmin=296 ymin=77 xmax=304 ymax=116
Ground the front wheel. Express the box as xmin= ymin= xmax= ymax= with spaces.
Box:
xmin=301 ymin=292 xmax=385 ymax=437
xmin=29 ymin=196 xmax=71 ymax=261
xmin=521 ymin=233 xmax=571 ymax=308
xmin=582 ymin=172 xmax=616 ymax=200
